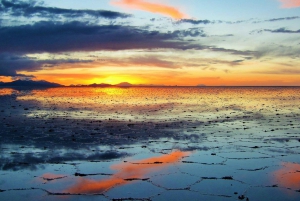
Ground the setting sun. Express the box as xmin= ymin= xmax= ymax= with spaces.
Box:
xmin=89 ymin=75 xmax=143 ymax=85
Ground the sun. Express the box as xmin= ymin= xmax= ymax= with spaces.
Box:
xmin=103 ymin=76 xmax=125 ymax=85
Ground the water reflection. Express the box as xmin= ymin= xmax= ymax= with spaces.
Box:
xmin=1 ymin=87 xmax=300 ymax=200
xmin=40 ymin=173 xmax=67 ymax=182
xmin=274 ymin=162 xmax=300 ymax=190
xmin=0 ymin=88 xmax=18 ymax=96
xmin=64 ymin=150 xmax=190 ymax=194
xmin=14 ymin=87 xmax=300 ymax=124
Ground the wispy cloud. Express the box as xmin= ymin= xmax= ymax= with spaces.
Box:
xmin=264 ymin=27 xmax=300 ymax=33
xmin=264 ymin=16 xmax=300 ymax=22
xmin=252 ymin=67 xmax=300 ymax=74
xmin=253 ymin=43 xmax=300 ymax=59
xmin=279 ymin=0 xmax=300 ymax=8
xmin=95 ymin=55 xmax=180 ymax=69
xmin=179 ymin=19 xmax=212 ymax=25
xmin=111 ymin=0 xmax=187 ymax=19
xmin=180 ymin=16 xmax=300 ymax=25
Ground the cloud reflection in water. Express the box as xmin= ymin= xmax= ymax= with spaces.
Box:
xmin=274 ymin=162 xmax=300 ymax=190
xmin=64 ymin=150 xmax=190 ymax=194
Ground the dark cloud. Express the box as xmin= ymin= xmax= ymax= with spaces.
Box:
xmin=178 ymin=19 xmax=247 ymax=25
xmin=0 ymin=53 xmax=40 ymax=76
xmin=200 ymin=58 xmax=245 ymax=68
xmin=171 ymin=29 xmax=207 ymax=37
xmin=208 ymin=47 xmax=255 ymax=56
xmin=180 ymin=16 xmax=300 ymax=26
xmin=0 ymin=0 xmax=132 ymax=19
xmin=232 ymin=60 xmax=244 ymax=63
xmin=0 ymin=20 xmax=258 ymax=76
xmin=0 ymin=21 xmax=208 ymax=54
xmin=0 ymin=53 xmax=92 ymax=77
xmin=264 ymin=27 xmax=300 ymax=33
xmin=179 ymin=19 xmax=212 ymax=25
xmin=181 ymin=16 xmax=300 ymax=25
xmin=252 ymin=16 xmax=300 ymax=23
xmin=266 ymin=16 xmax=300 ymax=22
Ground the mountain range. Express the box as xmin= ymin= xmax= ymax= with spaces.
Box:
xmin=0 ymin=80 xmax=199 ymax=88
xmin=0 ymin=80 xmax=63 ymax=88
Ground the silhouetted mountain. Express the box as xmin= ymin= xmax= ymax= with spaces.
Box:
xmin=69 ymin=83 xmax=113 ymax=87
xmin=115 ymin=82 xmax=133 ymax=87
xmin=68 ymin=82 xmax=171 ymax=88
xmin=89 ymin=83 xmax=112 ymax=87
xmin=0 ymin=80 xmax=63 ymax=88
xmin=137 ymin=84 xmax=166 ymax=87
xmin=196 ymin=84 xmax=207 ymax=87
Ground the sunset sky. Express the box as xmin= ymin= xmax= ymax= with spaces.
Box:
xmin=0 ymin=0 xmax=300 ymax=86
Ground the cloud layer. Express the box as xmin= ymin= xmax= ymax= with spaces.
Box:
xmin=0 ymin=21 xmax=207 ymax=54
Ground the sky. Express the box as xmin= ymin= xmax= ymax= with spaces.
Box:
xmin=0 ymin=0 xmax=300 ymax=86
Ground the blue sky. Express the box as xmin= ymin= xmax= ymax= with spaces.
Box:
xmin=40 ymin=0 xmax=299 ymax=20
xmin=0 ymin=0 xmax=300 ymax=86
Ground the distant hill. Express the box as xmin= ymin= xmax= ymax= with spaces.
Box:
xmin=196 ymin=84 xmax=207 ymax=87
xmin=0 ymin=80 xmax=63 ymax=88
xmin=115 ymin=82 xmax=133 ymax=87
xmin=69 ymin=83 xmax=117 ymax=87
xmin=88 ymin=83 xmax=113 ymax=87
xmin=69 ymin=82 xmax=170 ymax=87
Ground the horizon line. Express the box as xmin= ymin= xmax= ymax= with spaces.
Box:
xmin=1 ymin=80 xmax=300 ymax=87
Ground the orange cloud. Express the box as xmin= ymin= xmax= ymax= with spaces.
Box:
xmin=273 ymin=162 xmax=300 ymax=189
xmin=65 ymin=150 xmax=190 ymax=194
xmin=279 ymin=0 xmax=300 ymax=8
xmin=111 ymin=0 xmax=187 ymax=19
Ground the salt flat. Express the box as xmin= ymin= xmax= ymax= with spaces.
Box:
xmin=0 ymin=87 xmax=300 ymax=201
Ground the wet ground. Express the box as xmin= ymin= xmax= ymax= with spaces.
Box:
xmin=0 ymin=87 xmax=300 ymax=201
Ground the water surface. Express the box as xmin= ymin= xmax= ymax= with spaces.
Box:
xmin=0 ymin=87 xmax=300 ymax=200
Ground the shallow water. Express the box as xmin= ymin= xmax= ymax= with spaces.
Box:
xmin=0 ymin=87 xmax=300 ymax=200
